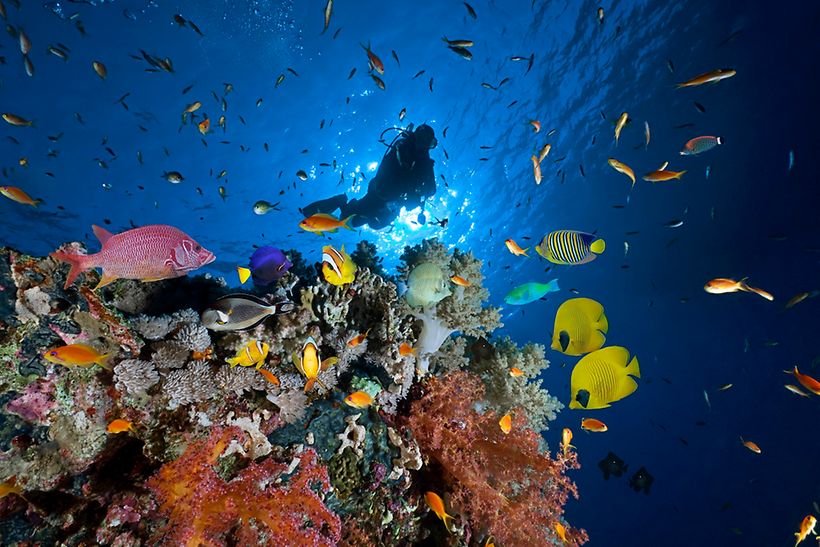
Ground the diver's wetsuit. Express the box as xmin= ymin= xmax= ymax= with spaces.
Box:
xmin=302 ymin=127 xmax=436 ymax=230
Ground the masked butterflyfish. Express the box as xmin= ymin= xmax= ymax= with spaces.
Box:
xmin=569 ymin=346 xmax=640 ymax=409
xmin=551 ymin=297 xmax=609 ymax=355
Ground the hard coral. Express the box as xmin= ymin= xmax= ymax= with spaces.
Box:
xmin=404 ymin=371 xmax=587 ymax=546
xmin=146 ymin=428 xmax=341 ymax=546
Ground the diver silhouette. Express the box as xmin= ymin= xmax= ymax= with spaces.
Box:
xmin=302 ymin=123 xmax=437 ymax=230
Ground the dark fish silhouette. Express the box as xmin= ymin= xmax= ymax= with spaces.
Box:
xmin=629 ymin=466 xmax=653 ymax=494
xmin=470 ymin=337 xmax=496 ymax=362
xmin=599 ymin=452 xmax=627 ymax=480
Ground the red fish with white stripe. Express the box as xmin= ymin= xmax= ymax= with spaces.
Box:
xmin=51 ymin=224 xmax=215 ymax=290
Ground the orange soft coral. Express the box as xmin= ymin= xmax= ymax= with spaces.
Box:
xmin=404 ymin=371 xmax=588 ymax=546
xmin=146 ymin=428 xmax=340 ymax=546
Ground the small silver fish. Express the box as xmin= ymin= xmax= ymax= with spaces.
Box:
xmin=703 ymin=390 xmax=711 ymax=411
xmin=202 ymin=294 xmax=295 ymax=331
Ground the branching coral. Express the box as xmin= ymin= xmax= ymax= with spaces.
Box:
xmin=162 ymin=360 xmax=218 ymax=409
xmin=146 ymin=428 xmax=341 ymax=546
xmin=403 ymin=371 xmax=587 ymax=546
xmin=114 ymin=359 xmax=160 ymax=397
xmin=471 ymin=337 xmax=563 ymax=432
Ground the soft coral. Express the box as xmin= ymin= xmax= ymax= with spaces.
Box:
xmin=404 ymin=371 xmax=587 ymax=545
xmin=145 ymin=427 xmax=341 ymax=546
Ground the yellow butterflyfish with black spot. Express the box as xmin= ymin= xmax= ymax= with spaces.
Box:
xmin=536 ymin=230 xmax=605 ymax=265
xmin=551 ymin=297 xmax=608 ymax=356
xmin=569 ymin=346 xmax=640 ymax=410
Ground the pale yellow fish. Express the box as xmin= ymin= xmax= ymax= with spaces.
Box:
xmin=614 ymin=112 xmax=628 ymax=145
xmin=718 ymin=383 xmax=733 ymax=391
xmin=644 ymin=121 xmax=650 ymax=149
xmin=607 ymin=158 xmax=636 ymax=188
xmin=784 ymin=384 xmax=810 ymax=398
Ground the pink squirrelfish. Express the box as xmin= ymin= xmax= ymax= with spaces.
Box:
xmin=51 ymin=224 xmax=215 ymax=290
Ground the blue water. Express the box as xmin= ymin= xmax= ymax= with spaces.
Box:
xmin=2 ymin=1 xmax=819 ymax=545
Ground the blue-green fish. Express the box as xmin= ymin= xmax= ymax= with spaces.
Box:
xmin=504 ymin=279 xmax=560 ymax=305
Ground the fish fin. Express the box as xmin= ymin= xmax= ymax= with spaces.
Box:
xmin=321 ymin=356 xmax=339 ymax=371
xmin=625 ymin=355 xmax=641 ymax=378
xmin=590 ymin=238 xmax=606 ymax=254
xmin=588 ymin=329 xmax=607 ymax=353
xmin=96 ymin=353 xmax=113 ymax=370
xmin=226 ymin=357 xmax=239 ymax=368
xmin=615 ymin=376 xmax=639 ymax=401
xmin=236 ymin=266 xmax=251 ymax=284
xmin=92 ymin=224 xmax=114 ymax=246
xmin=674 ymin=170 xmax=687 ymax=180
xmin=50 ymin=250 xmax=92 ymax=289
xmin=522 ymin=247 xmax=530 ymax=257
xmin=341 ymin=214 xmax=355 ymax=230
xmin=597 ymin=309 xmax=609 ymax=334
xmin=95 ymin=272 xmax=119 ymax=290
xmin=31 ymin=199 xmax=43 ymax=207
xmin=304 ymin=378 xmax=315 ymax=392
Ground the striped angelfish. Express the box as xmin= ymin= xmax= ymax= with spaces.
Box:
xmin=536 ymin=230 xmax=606 ymax=265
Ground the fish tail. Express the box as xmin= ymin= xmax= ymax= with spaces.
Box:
xmin=50 ymin=250 xmax=92 ymax=289
xmin=674 ymin=170 xmax=687 ymax=180
xmin=31 ymin=199 xmax=42 ymax=207
xmin=237 ymin=266 xmax=251 ymax=284
xmin=226 ymin=357 xmax=239 ymax=368
xmin=341 ymin=214 xmax=355 ymax=230
xmin=304 ymin=378 xmax=316 ymax=392
xmin=590 ymin=238 xmax=606 ymax=254
xmin=96 ymin=353 xmax=113 ymax=370
xmin=522 ymin=247 xmax=530 ymax=257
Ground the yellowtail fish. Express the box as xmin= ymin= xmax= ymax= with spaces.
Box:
xmin=43 ymin=343 xmax=112 ymax=370
xmin=642 ymin=169 xmax=686 ymax=182
xmin=536 ymin=230 xmax=606 ymax=265
xmin=226 ymin=340 xmax=269 ymax=369
xmin=607 ymin=158 xmax=636 ymax=188
xmin=552 ymin=297 xmax=608 ymax=355
xmin=569 ymin=346 xmax=640 ymax=409
xmin=676 ymin=68 xmax=736 ymax=88
xmin=614 ymin=112 xmax=628 ymax=145
xmin=344 ymin=391 xmax=374 ymax=408
xmin=1 ymin=186 xmax=41 ymax=206
xmin=322 ymin=244 xmax=357 ymax=286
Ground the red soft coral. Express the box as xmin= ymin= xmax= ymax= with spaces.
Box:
xmin=145 ymin=428 xmax=341 ymax=546
xmin=404 ymin=371 xmax=588 ymax=546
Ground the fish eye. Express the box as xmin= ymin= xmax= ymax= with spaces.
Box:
xmin=49 ymin=351 xmax=58 ymax=356
xmin=194 ymin=245 xmax=201 ymax=251
xmin=217 ymin=319 xmax=226 ymax=325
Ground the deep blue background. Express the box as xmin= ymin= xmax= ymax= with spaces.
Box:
xmin=1 ymin=1 xmax=819 ymax=545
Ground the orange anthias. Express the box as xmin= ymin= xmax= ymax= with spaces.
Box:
xmin=43 ymin=343 xmax=112 ymax=370
xmin=505 ymin=238 xmax=529 ymax=257
xmin=450 ymin=275 xmax=471 ymax=287
xmin=499 ymin=413 xmax=512 ymax=434
xmin=399 ymin=342 xmax=416 ymax=356
xmin=704 ymin=277 xmax=774 ymax=301
xmin=298 ymin=213 xmax=355 ymax=234
xmin=561 ymin=427 xmax=574 ymax=457
xmin=529 ymin=119 xmax=541 ymax=133
xmin=509 ymin=367 xmax=525 ymax=377
xmin=258 ymin=369 xmax=280 ymax=386
xmin=347 ymin=329 xmax=371 ymax=348
xmin=107 ymin=419 xmax=134 ymax=434
xmin=343 ymin=391 xmax=373 ymax=409
xmin=794 ymin=515 xmax=816 ymax=546
xmin=424 ymin=491 xmax=453 ymax=530
xmin=787 ymin=366 xmax=820 ymax=396
xmin=581 ymin=417 xmax=608 ymax=432
xmin=1 ymin=185 xmax=41 ymax=206
xmin=361 ymin=43 xmax=384 ymax=74
xmin=740 ymin=437 xmax=761 ymax=454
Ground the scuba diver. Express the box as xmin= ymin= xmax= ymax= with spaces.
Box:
xmin=302 ymin=123 xmax=437 ymax=230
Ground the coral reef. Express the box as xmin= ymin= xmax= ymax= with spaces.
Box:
xmin=404 ymin=371 xmax=588 ymax=546
xmin=0 ymin=239 xmax=582 ymax=546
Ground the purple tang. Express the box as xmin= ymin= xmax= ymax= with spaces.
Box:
xmin=248 ymin=246 xmax=292 ymax=286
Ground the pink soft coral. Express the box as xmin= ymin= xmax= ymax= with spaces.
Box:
xmin=404 ymin=370 xmax=588 ymax=545
xmin=145 ymin=428 xmax=341 ymax=546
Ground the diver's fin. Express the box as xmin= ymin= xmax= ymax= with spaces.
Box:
xmin=590 ymin=238 xmax=606 ymax=254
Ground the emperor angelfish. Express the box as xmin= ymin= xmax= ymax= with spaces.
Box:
xmin=201 ymin=293 xmax=295 ymax=331
xmin=536 ymin=230 xmax=605 ymax=265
